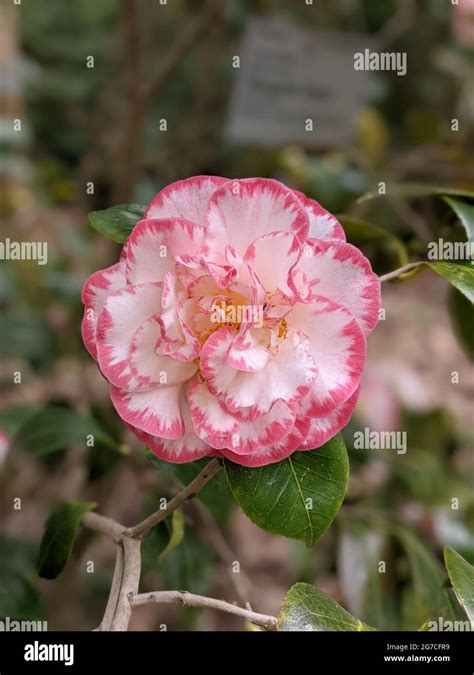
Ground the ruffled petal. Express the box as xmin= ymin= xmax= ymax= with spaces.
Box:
xmin=200 ymin=326 xmax=317 ymax=417
xmin=126 ymin=218 xmax=205 ymax=285
xmin=226 ymin=327 xmax=270 ymax=372
xmin=206 ymin=178 xmax=309 ymax=256
xmin=110 ymin=383 xmax=183 ymax=438
xmin=145 ymin=175 xmax=228 ymax=224
xmin=129 ymin=316 xmax=197 ymax=386
xmin=96 ymin=282 xmax=162 ymax=390
xmin=298 ymin=387 xmax=360 ymax=450
xmin=244 ymin=230 xmax=301 ymax=296
xmin=187 ymin=380 xmax=295 ymax=455
xmin=129 ymin=394 xmax=212 ymax=463
xmin=293 ymin=190 xmax=346 ymax=241
xmin=81 ymin=262 xmax=127 ymax=359
xmin=291 ymin=239 xmax=381 ymax=335
xmin=287 ymin=296 xmax=366 ymax=415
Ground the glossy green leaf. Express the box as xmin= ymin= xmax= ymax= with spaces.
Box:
xmin=15 ymin=405 xmax=119 ymax=457
xmin=0 ymin=534 xmax=46 ymax=620
xmin=393 ymin=527 xmax=458 ymax=629
xmin=358 ymin=184 xmax=474 ymax=203
xmin=444 ymin=197 xmax=474 ymax=243
xmin=159 ymin=509 xmax=185 ymax=560
xmin=397 ymin=261 xmax=474 ymax=303
xmin=337 ymin=215 xmax=408 ymax=275
xmin=448 ymin=287 xmax=474 ymax=361
xmin=225 ymin=435 xmax=348 ymax=547
xmin=37 ymin=501 xmax=96 ymax=579
xmin=444 ymin=546 xmax=474 ymax=625
xmin=427 ymin=262 xmax=474 ymax=303
xmin=145 ymin=450 xmax=233 ymax=524
xmin=89 ymin=204 xmax=146 ymax=243
xmin=277 ymin=582 xmax=375 ymax=631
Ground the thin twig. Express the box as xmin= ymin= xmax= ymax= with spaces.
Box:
xmin=128 ymin=458 xmax=223 ymax=538
xmin=79 ymin=457 xmax=262 ymax=632
xmin=379 ymin=261 xmax=424 ymax=283
xmin=131 ymin=591 xmax=277 ymax=631
xmin=112 ymin=537 xmax=141 ymax=631
xmin=81 ymin=511 xmax=127 ymax=541
xmin=100 ymin=546 xmax=124 ymax=631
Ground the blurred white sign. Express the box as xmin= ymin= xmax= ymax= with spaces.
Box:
xmin=227 ymin=17 xmax=370 ymax=148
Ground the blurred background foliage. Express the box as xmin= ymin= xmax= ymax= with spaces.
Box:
xmin=0 ymin=0 xmax=473 ymax=630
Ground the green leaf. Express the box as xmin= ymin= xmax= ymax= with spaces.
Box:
xmin=145 ymin=450 xmax=234 ymax=524
xmin=338 ymin=526 xmax=396 ymax=630
xmin=427 ymin=262 xmax=474 ymax=303
xmin=444 ymin=546 xmax=474 ymax=625
xmin=225 ymin=435 xmax=348 ymax=547
xmin=358 ymin=184 xmax=474 ymax=203
xmin=159 ymin=509 xmax=185 ymax=560
xmin=15 ymin=405 xmax=119 ymax=457
xmin=141 ymin=521 xmax=170 ymax=569
xmin=0 ymin=533 xmax=46 ymax=620
xmin=0 ymin=405 xmax=40 ymax=437
xmin=393 ymin=527 xmax=458 ymax=629
xmin=448 ymin=287 xmax=474 ymax=361
xmin=89 ymin=204 xmax=146 ymax=243
xmin=337 ymin=215 xmax=408 ymax=275
xmin=37 ymin=501 xmax=96 ymax=579
xmin=277 ymin=582 xmax=375 ymax=631
xmin=398 ymin=261 xmax=474 ymax=304
xmin=0 ymin=314 xmax=58 ymax=368
xmin=444 ymin=197 xmax=474 ymax=243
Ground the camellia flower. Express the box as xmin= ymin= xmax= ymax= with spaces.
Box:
xmin=82 ymin=177 xmax=380 ymax=466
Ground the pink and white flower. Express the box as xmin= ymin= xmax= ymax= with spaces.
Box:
xmin=82 ymin=177 xmax=380 ymax=467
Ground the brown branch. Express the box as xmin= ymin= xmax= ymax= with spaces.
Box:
xmin=79 ymin=458 xmax=238 ymax=631
xmin=116 ymin=0 xmax=143 ymax=202
xmin=142 ymin=0 xmax=221 ymax=109
xmin=111 ymin=537 xmax=141 ymax=631
xmin=81 ymin=511 xmax=127 ymax=541
xmin=100 ymin=545 xmax=124 ymax=631
xmin=122 ymin=0 xmax=141 ymax=96
xmin=128 ymin=458 xmax=223 ymax=538
xmin=115 ymin=0 xmax=221 ymax=202
xmin=379 ymin=261 xmax=424 ymax=283
xmin=131 ymin=591 xmax=277 ymax=631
